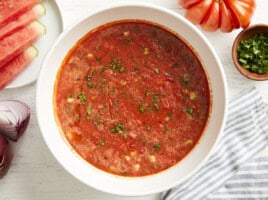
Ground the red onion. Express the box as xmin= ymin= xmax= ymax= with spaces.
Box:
xmin=0 ymin=100 xmax=30 ymax=141
xmin=0 ymin=134 xmax=13 ymax=179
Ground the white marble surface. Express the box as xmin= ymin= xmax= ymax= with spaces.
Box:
xmin=1 ymin=0 xmax=267 ymax=199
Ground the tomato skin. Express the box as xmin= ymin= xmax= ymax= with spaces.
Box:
xmin=180 ymin=0 xmax=256 ymax=32
xmin=201 ymin=1 xmax=220 ymax=31
xmin=228 ymin=8 xmax=241 ymax=29
xmin=184 ymin=0 xmax=213 ymax=25
xmin=224 ymin=0 xmax=256 ymax=28
xmin=179 ymin=0 xmax=203 ymax=9
xmin=219 ymin=2 xmax=233 ymax=32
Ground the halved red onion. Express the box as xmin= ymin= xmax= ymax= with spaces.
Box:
xmin=0 ymin=100 xmax=30 ymax=141
xmin=0 ymin=134 xmax=13 ymax=179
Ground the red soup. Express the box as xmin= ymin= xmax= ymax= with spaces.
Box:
xmin=54 ymin=20 xmax=211 ymax=177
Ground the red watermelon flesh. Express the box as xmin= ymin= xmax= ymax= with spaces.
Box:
xmin=0 ymin=21 xmax=45 ymax=68
xmin=0 ymin=0 xmax=41 ymax=29
xmin=0 ymin=46 xmax=38 ymax=90
xmin=0 ymin=4 xmax=45 ymax=40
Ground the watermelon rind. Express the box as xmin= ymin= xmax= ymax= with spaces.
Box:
xmin=37 ymin=3 xmax=46 ymax=16
xmin=30 ymin=21 xmax=47 ymax=35
xmin=25 ymin=45 xmax=39 ymax=59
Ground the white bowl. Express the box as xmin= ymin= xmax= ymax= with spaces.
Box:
xmin=36 ymin=3 xmax=228 ymax=196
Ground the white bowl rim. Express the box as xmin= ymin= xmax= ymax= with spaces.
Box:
xmin=36 ymin=2 xmax=228 ymax=196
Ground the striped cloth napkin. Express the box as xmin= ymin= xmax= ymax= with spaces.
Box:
xmin=161 ymin=87 xmax=268 ymax=200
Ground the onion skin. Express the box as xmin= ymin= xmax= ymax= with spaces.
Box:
xmin=0 ymin=134 xmax=13 ymax=179
xmin=0 ymin=100 xmax=30 ymax=141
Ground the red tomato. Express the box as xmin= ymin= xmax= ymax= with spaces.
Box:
xmin=184 ymin=0 xmax=213 ymax=25
xmin=219 ymin=3 xmax=232 ymax=32
xmin=179 ymin=0 xmax=256 ymax=32
xmin=224 ymin=0 xmax=255 ymax=28
xmin=179 ymin=0 xmax=202 ymax=9
xmin=228 ymin=7 xmax=241 ymax=29
xmin=201 ymin=1 xmax=220 ymax=31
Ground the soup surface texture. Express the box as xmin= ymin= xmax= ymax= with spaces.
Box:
xmin=54 ymin=21 xmax=210 ymax=176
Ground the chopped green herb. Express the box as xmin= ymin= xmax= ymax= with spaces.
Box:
xmin=119 ymin=66 xmax=125 ymax=72
xmin=111 ymin=124 xmax=124 ymax=133
xmin=237 ymin=33 xmax=268 ymax=74
xmin=123 ymin=130 xmax=128 ymax=136
xmin=95 ymin=57 xmax=103 ymax=64
xmin=182 ymin=75 xmax=190 ymax=85
xmin=145 ymin=89 xmax=151 ymax=96
xmin=153 ymin=143 xmax=160 ymax=150
xmin=153 ymin=94 xmax=160 ymax=111
xmin=109 ymin=88 xmax=116 ymax=93
xmin=86 ymin=103 xmax=92 ymax=116
xmin=153 ymin=94 xmax=158 ymax=101
xmin=110 ymin=60 xmax=118 ymax=69
xmin=78 ymin=93 xmax=86 ymax=104
xmin=153 ymin=102 xmax=159 ymax=110
xmin=99 ymin=141 xmax=105 ymax=146
xmin=111 ymin=123 xmax=128 ymax=135
xmin=139 ymin=105 xmax=145 ymax=113
xmin=111 ymin=127 xmax=116 ymax=133
xmin=153 ymin=68 xmax=160 ymax=74
xmin=115 ymin=124 xmax=124 ymax=132
xmin=113 ymin=98 xmax=119 ymax=105
xmin=87 ymin=83 xmax=94 ymax=88
xmin=109 ymin=60 xmax=125 ymax=73
xmin=186 ymin=107 xmax=193 ymax=115
xmin=74 ymin=114 xmax=80 ymax=121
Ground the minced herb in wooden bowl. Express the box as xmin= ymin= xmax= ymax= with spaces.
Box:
xmin=232 ymin=24 xmax=268 ymax=80
xmin=237 ymin=33 xmax=268 ymax=74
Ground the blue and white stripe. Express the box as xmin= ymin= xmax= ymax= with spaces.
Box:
xmin=208 ymin=154 xmax=268 ymax=200
xmin=161 ymin=87 xmax=268 ymax=200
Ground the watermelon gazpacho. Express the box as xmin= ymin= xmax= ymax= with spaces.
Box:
xmin=54 ymin=20 xmax=211 ymax=176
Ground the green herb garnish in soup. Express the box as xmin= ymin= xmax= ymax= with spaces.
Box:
xmin=54 ymin=20 xmax=211 ymax=177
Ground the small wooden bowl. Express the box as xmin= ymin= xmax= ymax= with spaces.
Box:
xmin=232 ymin=24 xmax=268 ymax=81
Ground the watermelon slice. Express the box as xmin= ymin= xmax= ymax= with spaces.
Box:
xmin=0 ymin=46 xmax=38 ymax=90
xmin=0 ymin=4 xmax=46 ymax=40
xmin=0 ymin=0 xmax=41 ymax=29
xmin=0 ymin=21 xmax=45 ymax=68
